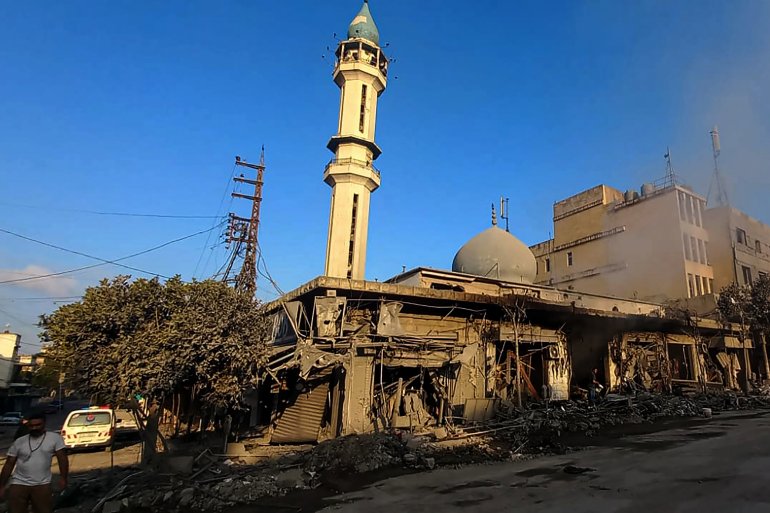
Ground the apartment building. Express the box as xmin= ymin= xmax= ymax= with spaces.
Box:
xmin=704 ymin=206 xmax=770 ymax=291
xmin=531 ymin=181 xmax=714 ymax=302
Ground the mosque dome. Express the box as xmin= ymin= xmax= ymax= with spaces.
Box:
xmin=347 ymin=1 xmax=380 ymax=45
xmin=452 ymin=226 xmax=537 ymax=284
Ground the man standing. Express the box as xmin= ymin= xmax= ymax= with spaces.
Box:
xmin=0 ymin=413 xmax=68 ymax=513
xmin=588 ymin=367 xmax=602 ymax=407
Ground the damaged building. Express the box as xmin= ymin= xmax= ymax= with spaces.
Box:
xmin=246 ymin=2 xmax=766 ymax=443
xmin=254 ymin=256 xmax=757 ymax=443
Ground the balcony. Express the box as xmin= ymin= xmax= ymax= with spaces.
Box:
xmin=324 ymin=158 xmax=381 ymax=179
xmin=333 ymin=41 xmax=389 ymax=77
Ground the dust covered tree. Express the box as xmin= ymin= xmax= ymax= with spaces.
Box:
xmin=717 ymin=276 xmax=770 ymax=379
xmin=40 ymin=276 xmax=272 ymax=409
xmin=717 ymin=282 xmax=752 ymax=326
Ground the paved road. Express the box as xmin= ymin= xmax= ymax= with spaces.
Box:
xmin=321 ymin=411 xmax=770 ymax=513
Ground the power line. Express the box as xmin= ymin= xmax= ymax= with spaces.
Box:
xmin=0 ymin=296 xmax=82 ymax=301
xmin=256 ymin=242 xmax=284 ymax=296
xmin=0 ymin=261 xmax=110 ymax=285
xmin=0 ymin=306 xmax=40 ymax=329
xmin=194 ymin=163 xmax=239 ymax=279
xmin=0 ymin=221 xmax=227 ymax=285
xmin=0 ymin=201 xmax=225 ymax=219
xmin=0 ymin=228 xmax=173 ymax=278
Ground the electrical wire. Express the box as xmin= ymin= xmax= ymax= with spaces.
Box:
xmin=0 ymin=227 xmax=170 ymax=277
xmin=0 ymin=221 xmax=227 ymax=285
xmin=0 ymin=201 xmax=224 ymax=219
xmin=203 ymin=176 xmax=243 ymax=278
xmin=0 ymin=306 xmax=41 ymax=331
xmin=0 ymin=296 xmax=81 ymax=301
xmin=256 ymin=242 xmax=284 ymax=296
xmin=193 ymin=163 xmax=239 ymax=279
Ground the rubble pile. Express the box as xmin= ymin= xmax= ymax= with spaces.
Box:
xmin=418 ymin=392 xmax=768 ymax=464
xmin=305 ymin=432 xmax=406 ymax=474
xmin=65 ymin=393 xmax=770 ymax=513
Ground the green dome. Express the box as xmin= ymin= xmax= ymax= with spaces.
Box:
xmin=347 ymin=1 xmax=380 ymax=45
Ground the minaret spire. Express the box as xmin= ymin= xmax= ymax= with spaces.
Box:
xmin=323 ymin=2 xmax=389 ymax=280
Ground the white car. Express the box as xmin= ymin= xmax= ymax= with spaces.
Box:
xmin=0 ymin=412 xmax=22 ymax=426
xmin=61 ymin=408 xmax=115 ymax=451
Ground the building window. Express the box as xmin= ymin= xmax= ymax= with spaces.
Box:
xmin=359 ymin=85 xmax=368 ymax=133
xmin=695 ymin=275 xmax=703 ymax=296
xmin=687 ymin=197 xmax=694 ymax=226
xmin=691 ymin=236 xmax=699 ymax=263
xmin=737 ymin=228 xmax=747 ymax=245
xmin=567 ymin=252 xmax=573 ymax=266
xmin=756 ymin=240 xmax=762 ymax=254
xmin=678 ymin=192 xmax=686 ymax=221
xmin=687 ymin=273 xmax=695 ymax=298
xmin=742 ymin=265 xmax=752 ymax=285
xmin=346 ymin=194 xmax=359 ymax=278
xmin=704 ymin=241 xmax=710 ymax=265
xmin=702 ymin=275 xmax=710 ymax=294
xmin=545 ymin=258 xmax=551 ymax=272
xmin=693 ymin=198 xmax=702 ymax=227
xmin=683 ymin=233 xmax=691 ymax=260
xmin=709 ymin=278 xmax=714 ymax=293
xmin=697 ymin=239 xmax=706 ymax=264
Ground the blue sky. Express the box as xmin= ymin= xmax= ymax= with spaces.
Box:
xmin=1 ymin=1 xmax=769 ymax=349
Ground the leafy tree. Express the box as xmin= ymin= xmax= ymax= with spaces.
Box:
xmin=30 ymin=360 xmax=61 ymax=394
xmin=749 ymin=274 xmax=770 ymax=335
xmin=717 ymin=276 xmax=770 ymax=381
xmin=717 ymin=282 xmax=752 ymax=326
xmin=40 ymin=276 xmax=272 ymax=409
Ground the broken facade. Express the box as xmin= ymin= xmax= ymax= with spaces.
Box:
xmin=253 ymin=268 xmax=761 ymax=443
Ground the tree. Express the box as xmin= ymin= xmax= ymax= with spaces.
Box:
xmin=749 ymin=274 xmax=770 ymax=334
xmin=749 ymin=274 xmax=770 ymax=379
xmin=30 ymin=360 xmax=61 ymax=395
xmin=717 ymin=277 xmax=770 ymax=382
xmin=40 ymin=276 xmax=272 ymax=410
xmin=716 ymin=282 xmax=752 ymax=326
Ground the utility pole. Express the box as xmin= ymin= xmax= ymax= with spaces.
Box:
xmin=226 ymin=148 xmax=265 ymax=296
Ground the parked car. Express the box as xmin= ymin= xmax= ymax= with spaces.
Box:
xmin=0 ymin=412 xmax=23 ymax=425
xmin=61 ymin=407 xmax=115 ymax=451
xmin=114 ymin=409 xmax=139 ymax=433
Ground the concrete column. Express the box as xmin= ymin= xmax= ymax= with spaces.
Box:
xmin=759 ymin=332 xmax=770 ymax=382
xmin=342 ymin=354 xmax=375 ymax=434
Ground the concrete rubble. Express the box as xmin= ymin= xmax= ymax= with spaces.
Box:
xmin=44 ymin=392 xmax=769 ymax=513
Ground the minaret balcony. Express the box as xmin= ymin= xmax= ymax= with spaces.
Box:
xmin=333 ymin=39 xmax=388 ymax=86
xmin=323 ymin=157 xmax=381 ymax=190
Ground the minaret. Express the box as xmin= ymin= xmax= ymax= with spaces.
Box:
xmin=324 ymin=0 xmax=388 ymax=280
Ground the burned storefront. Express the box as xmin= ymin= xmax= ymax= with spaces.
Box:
xmin=248 ymin=267 xmax=746 ymax=443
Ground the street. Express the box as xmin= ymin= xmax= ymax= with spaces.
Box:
xmin=0 ymin=403 xmax=142 ymax=474
xmin=319 ymin=411 xmax=770 ymax=513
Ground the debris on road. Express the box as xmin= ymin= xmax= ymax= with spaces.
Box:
xmin=39 ymin=391 xmax=770 ymax=513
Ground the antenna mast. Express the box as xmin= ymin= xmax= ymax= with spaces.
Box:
xmin=227 ymin=147 xmax=266 ymax=296
xmin=707 ymin=126 xmax=729 ymax=206
xmin=499 ymin=196 xmax=510 ymax=232
xmin=664 ymin=147 xmax=676 ymax=186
